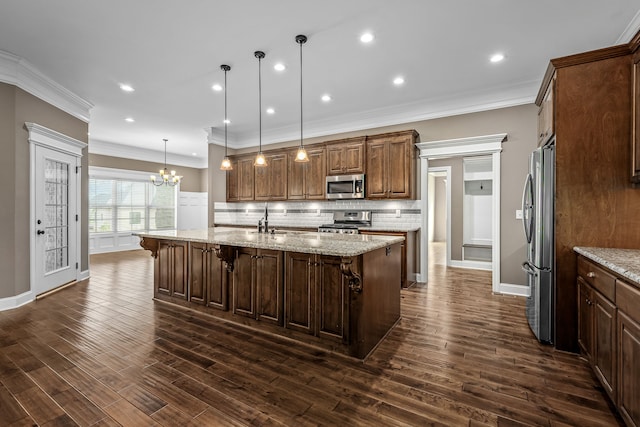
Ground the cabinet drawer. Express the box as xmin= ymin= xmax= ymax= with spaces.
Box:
xmin=578 ymin=256 xmax=616 ymax=302
xmin=617 ymin=279 xmax=640 ymax=324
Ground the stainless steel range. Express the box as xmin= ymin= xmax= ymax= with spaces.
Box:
xmin=318 ymin=210 xmax=372 ymax=234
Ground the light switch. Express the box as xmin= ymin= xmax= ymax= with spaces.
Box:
xmin=515 ymin=209 xmax=523 ymax=220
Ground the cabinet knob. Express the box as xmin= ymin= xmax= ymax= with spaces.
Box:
xmin=587 ymin=272 xmax=596 ymax=278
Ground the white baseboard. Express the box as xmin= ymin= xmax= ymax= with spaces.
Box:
xmin=498 ymin=283 xmax=529 ymax=297
xmin=414 ymin=273 xmax=426 ymax=283
xmin=79 ymin=269 xmax=90 ymax=281
xmin=449 ymin=260 xmax=492 ymax=271
xmin=0 ymin=291 xmax=35 ymax=311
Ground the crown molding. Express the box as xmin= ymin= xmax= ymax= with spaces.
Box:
xmin=227 ymin=80 xmax=537 ymax=149
xmin=416 ymin=133 xmax=507 ymax=159
xmin=617 ymin=8 xmax=640 ymax=44
xmin=0 ymin=50 xmax=93 ymax=123
xmin=205 ymin=126 xmax=239 ymax=147
xmin=89 ymin=139 xmax=207 ymax=168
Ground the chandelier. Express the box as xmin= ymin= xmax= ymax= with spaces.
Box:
xmin=150 ymin=138 xmax=182 ymax=186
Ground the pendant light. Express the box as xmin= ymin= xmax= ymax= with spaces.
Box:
xmin=295 ymin=34 xmax=309 ymax=162
xmin=150 ymin=139 xmax=182 ymax=186
xmin=254 ymin=50 xmax=267 ymax=167
xmin=219 ymin=64 xmax=233 ymax=171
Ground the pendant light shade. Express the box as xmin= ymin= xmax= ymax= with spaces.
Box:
xmin=219 ymin=64 xmax=233 ymax=171
xmin=150 ymin=139 xmax=182 ymax=186
xmin=254 ymin=50 xmax=267 ymax=167
xmin=295 ymin=34 xmax=309 ymax=163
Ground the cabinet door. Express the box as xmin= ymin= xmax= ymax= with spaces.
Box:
xmin=285 ymin=252 xmax=315 ymax=334
xmin=226 ymin=159 xmax=239 ymax=202
xmin=366 ymin=139 xmax=387 ymax=198
xmin=317 ymin=256 xmax=349 ymax=343
xmin=618 ymin=311 xmax=640 ymax=427
xmin=593 ymin=290 xmax=617 ymax=402
xmin=256 ymin=249 xmax=283 ymax=325
xmin=387 ymin=137 xmax=412 ymax=198
xmin=189 ymin=242 xmax=208 ymax=305
xmin=238 ymin=157 xmax=255 ymax=201
xmin=577 ymin=277 xmax=593 ymax=360
xmin=633 ymin=52 xmax=640 ymax=184
xmin=305 ymin=148 xmax=326 ymax=200
xmin=269 ymin=153 xmax=287 ymax=200
xmin=344 ymin=141 xmax=365 ymax=174
xmin=156 ymin=240 xmax=173 ymax=296
xmin=233 ymin=247 xmax=256 ymax=318
xmin=326 ymin=145 xmax=345 ymax=175
xmin=254 ymin=159 xmax=270 ymax=200
xmin=537 ymin=79 xmax=555 ymax=146
xmin=206 ymin=247 xmax=228 ymax=310
xmin=287 ymin=150 xmax=305 ymax=200
xmin=171 ymin=242 xmax=189 ymax=300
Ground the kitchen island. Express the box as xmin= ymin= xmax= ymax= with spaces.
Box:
xmin=136 ymin=228 xmax=403 ymax=359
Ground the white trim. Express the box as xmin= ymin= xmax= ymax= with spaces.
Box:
xmin=450 ymin=260 xmax=492 ymax=271
xmin=498 ymin=283 xmax=530 ymax=297
xmin=79 ymin=269 xmax=90 ymax=281
xmin=416 ymin=133 xmax=505 ymax=293
xmin=427 ymin=166 xmax=452 ymax=270
xmin=0 ymin=291 xmax=35 ymax=311
xmin=89 ymin=138 xmax=207 ymax=169
xmin=28 ymin=123 xmax=84 ymax=296
xmin=0 ymin=50 xmax=92 ymax=122
xmin=616 ymin=8 xmax=640 ymax=44
xmin=89 ymin=166 xmax=159 ymax=181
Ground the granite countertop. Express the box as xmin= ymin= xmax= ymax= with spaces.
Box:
xmin=574 ymin=247 xmax=640 ymax=285
xmin=213 ymin=223 xmax=420 ymax=233
xmin=135 ymin=227 xmax=404 ymax=257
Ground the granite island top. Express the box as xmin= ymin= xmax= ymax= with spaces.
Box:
xmin=574 ymin=247 xmax=640 ymax=285
xmin=135 ymin=227 xmax=404 ymax=257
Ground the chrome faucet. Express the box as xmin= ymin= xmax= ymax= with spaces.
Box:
xmin=263 ymin=203 xmax=269 ymax=233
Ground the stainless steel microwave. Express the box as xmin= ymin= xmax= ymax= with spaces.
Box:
xmin=326 ymin=174 xmax=365 ymax=199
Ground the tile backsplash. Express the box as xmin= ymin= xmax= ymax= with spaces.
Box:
xmin=214 ymin=199 xmax=422 ymax=230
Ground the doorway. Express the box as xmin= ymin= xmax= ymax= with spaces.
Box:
xmin=427 ymin=167 xmax=450 ymax=267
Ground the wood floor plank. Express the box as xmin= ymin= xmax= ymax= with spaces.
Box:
xmin=0 ymin=246 xmax=625 ymax=426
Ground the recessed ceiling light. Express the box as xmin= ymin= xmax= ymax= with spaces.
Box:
xmin=321 ymin=94 xmax=332 ymax=102
xmin=125 ymin=117 xmax=135 ymax=123
xmin=192 ymin=152 xmax=197 ymax=156
xmin=490 ymin=53 xmax=505 ymax=63
xmin=274 ymin=63 xmax=286 ymax=71
xmin=266 ymin=107 xmax=275 ymax=114
xmin=360 ymin=32 xmax=374 ymax=43
xmin=212 ymin=84 xmax=223 ymax=91
xmin=119 ymin=84 xmax=135 ymax=92
xmin=393 ymin=76 xmax=405 ymax=85
xmin=224 ymin=119 xmax=231 ymax=124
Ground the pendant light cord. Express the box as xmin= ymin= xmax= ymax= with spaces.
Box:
xmin=300 ymin=39 xmax=303 ymax=148
xmin=224 ymin=68 xmax=228 ymax=158
xmin=163 ymin=138 xmax=167 ymax=169
xmin=258 ymin=54 xmax=262 ymax=153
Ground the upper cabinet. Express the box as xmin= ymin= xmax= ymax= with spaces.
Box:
xmin=537 ymin=78 xmax=555 ymax=146
xmin=632 ymin=50 xmax=640 ymax=184
xmin=287 ymin=146 xmax=326 ymax=200
xmin=366 ymin=130 xmax=418 ymax=199
xmin=255 ymin=152 xmax=287 ymax=201
xmin=326 ymin=137 xmax=365 ymax=175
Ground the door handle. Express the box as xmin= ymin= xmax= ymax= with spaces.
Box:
xmin=37 ymin=230 xmax=45 ymax=235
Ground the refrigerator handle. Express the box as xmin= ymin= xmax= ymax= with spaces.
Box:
xmin=522 ymin=261 xmax=537 ymax=276
xmin=521 ymin=173 xmax=534 ymax=244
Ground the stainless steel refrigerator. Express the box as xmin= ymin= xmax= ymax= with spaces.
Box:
xmin=521 ymin=141 xmax=555 ymax=344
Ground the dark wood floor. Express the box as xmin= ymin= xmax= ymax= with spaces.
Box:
xmin=0 ymin=244 xmax=623 ymax=426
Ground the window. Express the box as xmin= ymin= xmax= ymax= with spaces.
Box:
xmin=89 ymin=175 xmax=177 ymax=234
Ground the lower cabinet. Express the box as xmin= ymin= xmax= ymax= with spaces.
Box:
xmin=577 ymin=277 xmax=593 ymax=359
xmin=360 ymin=230 xmax=415 ymax=288
xmin=284 ymin=252 xmax=350 ymax=343
xmin=190 ymin=242 xmax=228 ymax=310
xmin=156 ymin=240 xmax=188 ymax=301
xmin=233 ymin=247 xmax=283 ymax=325
xmin=616 ymin=279 xmax=640 ymax=427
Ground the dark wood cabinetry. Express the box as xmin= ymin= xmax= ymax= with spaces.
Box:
xmin=366 ymin=130 xmax=417 ymax=199
xmin=226 ymin=158 xmax=239 ymax=201
xmin=284 ymin=252 xmax=350 ymax=343
xmin=359 ymin=229 xmax=415 ymax=288
xmin=190 ymin=242 xmax=228 ymax=310
xmin=326 ymin=137 xmax=365 ymax=175
xmin=593 ymin=290 xmax=617 ymax=400
xmin=287 ymin=147 xmax=325 ymax=200
xmin=616 ymin=279 xmax=640 ymax=427
xmin=227 ymin=156 xmax=255 ymax=201
xmin=155 ymin=240 xmax=188 ymax=301
xmin=255 ymin=152 xmax=287 ymax=200
xmin=537 ymin=78 xmax=555 ymax=146
xmin=577 ymin=277 xmax=593 ymax=359
xmin=632 ymin=50 xmax=640 ymax=184
xmin=233 ymin=247 xmax=283 ymax=325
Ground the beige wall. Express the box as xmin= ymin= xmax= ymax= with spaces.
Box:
xmin=89 ymin=153 xmax=207 ymax=193
xmin=0 ymin=83 xmax=89 ymax=298
xmin=214 ymin=103 xmax=538 ymax=285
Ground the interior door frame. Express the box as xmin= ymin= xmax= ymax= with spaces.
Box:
xmin=27 ymin=122 xmax=86 ymax=296
xmin=426 ymin=166 xmax=451 ymax=267
xmin=416 ymin=133 xmax=506 ymax=294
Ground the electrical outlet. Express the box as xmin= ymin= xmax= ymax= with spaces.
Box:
xmin=283 ymin=208 xmax=287 ymax=216
xmin=515 ymin=209 xmax=523 ymax=220
xmin=395 ymin=209 xmax=401 ymax=218
xmin=317 ymin=208 xmax=321 ymax=216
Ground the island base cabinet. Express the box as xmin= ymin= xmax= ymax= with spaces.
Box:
xmin=190 ymin=242 xmax=228 ymax=310
xmin=155 ymin=240 xmax=188 ymax=301
xmin=285 ymin=252 xmax=315 ymax=335
xmin=317 ymin=256 xmax=350 ymax=343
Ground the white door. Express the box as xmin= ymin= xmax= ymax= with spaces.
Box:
xmin=33 ymin=145 xmax=78 ymax=295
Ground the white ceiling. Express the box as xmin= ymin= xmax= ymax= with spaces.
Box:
xmin=1 ymin=0 xmax=639 ymax=168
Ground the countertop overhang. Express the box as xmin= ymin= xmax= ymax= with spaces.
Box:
xmin=574 ymin=246 xmax=640 ymax=285
xmin=135 ymin=227 xmax=404 ymax=257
